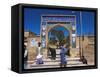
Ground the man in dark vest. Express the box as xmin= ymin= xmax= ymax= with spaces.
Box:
xmin=48 ymin=47 xmax=56 ymax=60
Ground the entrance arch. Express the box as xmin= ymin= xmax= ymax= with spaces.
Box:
xmin=41 ymin=15 xmax=79 ymax=57
xmin=46 ymin=24 xmax=71 ymax=49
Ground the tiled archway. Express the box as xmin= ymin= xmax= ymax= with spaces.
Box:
xmin=41 ymin=15 xmax=79 ymax=57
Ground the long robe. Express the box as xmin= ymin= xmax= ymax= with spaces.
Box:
xmin=36 ymin=47 xmax=44 ymax=64
xmin=49 ymin=47 xmax=56 ymax=60
xmin=60 ymin=47 xmax=68 ymax=65
xmin=24 ymin=49 xmax=28 ymax=65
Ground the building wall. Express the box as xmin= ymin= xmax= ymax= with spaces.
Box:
xmin=24 ymin=32 xmax=29 ymax=37
xmin=76 ymin=36 xmax=95 ymax=48
xmin=76 ymin=36 xmax=95 ymax=65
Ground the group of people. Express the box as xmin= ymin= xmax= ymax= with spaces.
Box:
xmin=24 ymin=42 xmax=69 ymax=68
xmin=48 ymin=44 xmax=68 ymax=67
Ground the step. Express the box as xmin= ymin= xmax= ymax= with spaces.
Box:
xmin=56 ymin=49 xmax=61 ymax=54
xmin=30 ymin=61 xmax=83 ymax=66
xmin=49 ymin=49 xmax=69 ymax=55
xmin=26 ymin=64 xmax=87 ymax=69
xmin=48 ymin=55 xmax=68 ymax=58
xmin=26 ymin=63 xmax=87 ymax=69
xmin=28 ymin=57 xmax=80 ymax=63
xmin=25 ymin=57 xmax=87 ymax=69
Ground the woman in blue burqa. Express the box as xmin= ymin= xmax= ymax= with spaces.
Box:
xmin=60 ymin=44 xmax=68 ymax=67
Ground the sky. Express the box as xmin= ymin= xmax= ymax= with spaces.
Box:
xmin=24 ymin=7 xmax=95 ymax=36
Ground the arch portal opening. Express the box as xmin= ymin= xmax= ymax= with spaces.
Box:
xmin=48 ymin=25 xmax=70 ymax=49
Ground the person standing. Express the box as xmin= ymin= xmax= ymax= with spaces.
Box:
xmin=48 ymin=47 xmax=56 ymax=60
xmin=36 ymin=42 xmax=44 ymax=64
xmin=60 ymin=44 xmax=68 ymax=67
xmin=56 ymin=41 xmax=59 ymax=49
xmin=24 ymin=45 xmax=28 ymax=68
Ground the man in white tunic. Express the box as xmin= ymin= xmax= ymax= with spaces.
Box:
xmin=36 ymin=42 xmax=44 ymax=64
